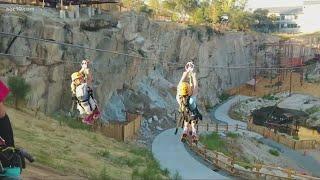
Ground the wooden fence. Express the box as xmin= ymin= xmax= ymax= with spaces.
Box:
xmin=196 ymin=122 xmax=247 ymax=133
xmin=99 ymin=112 xmax=142 ymax=142
xmin=185 ymin=139 xmax=320 ymax=179
xmin=247 ymin=120 xmax=320 ymax=150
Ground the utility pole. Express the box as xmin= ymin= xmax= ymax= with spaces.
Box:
xmin=289 ymin=43 xmax=293 ymax=96
xmin=254 ymin=44 xmax=257 ymax=92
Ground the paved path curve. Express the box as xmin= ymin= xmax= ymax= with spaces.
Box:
xmin=152 ymin=128 xmax=229 ymax=179
xmin=214 ymin=95 xmax=251 ymax=127
xmin=213 ymin=95 xmax=263 ymax=138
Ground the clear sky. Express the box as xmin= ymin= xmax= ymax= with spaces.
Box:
xmin=246 ymin=0 xmax=303 ymax=9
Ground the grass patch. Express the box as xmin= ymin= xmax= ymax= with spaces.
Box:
xmin=229 ymin=110 xmax=243 ymax=121
xmin=89 ymin=166 xmax=112 ymax=180
xmin=199 ymin=132 xmax=230 ymax=155
xmin=262 ymin=94 xmax=279 ymax=101
xmin=131 ymin=155 xmax=166 ymax=180
xmin=10 ymin=107 xmax=168 ymax=179
xmin=268 ymin=149 xmax=280 ymax=156
xmin=226 ymin=132 xmax=239 ymax=139
xmin=236 ymin=161 xmax=253 ymax=169
xmin=305 ymin=106 xmax=320 ymax=115
xmin=293 ymin=135 xmax=299 ymax=140
xmin=53 ymin=114 xmax=91 ymax=131
xmin=218 ymin=92 xmax=231 ymax=103
xmin=97 ymin=149 xmax=111 ymax=159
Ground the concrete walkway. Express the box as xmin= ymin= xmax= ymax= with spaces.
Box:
xmin=213 ymin=95 xmax=263 ymax=138
xmin=214 ymin=95 xmax=251 ymax=128
xmin=152 ymin=128 xmax=229 ymax=179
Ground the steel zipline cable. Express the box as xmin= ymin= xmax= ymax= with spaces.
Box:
xmin=0 ymin=31 xmax=307 ymax=70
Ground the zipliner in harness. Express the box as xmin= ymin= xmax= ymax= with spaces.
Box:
xmin=177 ymin=62 xmax=202 ymax=142
xmin=74 ymin=83 xmax=100 ymax=125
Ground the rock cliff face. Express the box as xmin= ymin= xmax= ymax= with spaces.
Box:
xmin=0 ymin=6 xmax=280 ymax=124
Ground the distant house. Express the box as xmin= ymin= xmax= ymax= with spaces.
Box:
xmin=265 ymin=6 xmax=303 ymax=33
xmin=251 ymin=0 xmax=320 ymax=33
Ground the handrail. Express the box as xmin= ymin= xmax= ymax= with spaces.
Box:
xmin=184 ymin=139 xmax=320 ymax=179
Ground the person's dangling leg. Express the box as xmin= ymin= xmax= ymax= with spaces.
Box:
xmin=191 ymin=120 xmax=197 ymax=136
xmin=183 ymin=120 xmax=188 ymax=134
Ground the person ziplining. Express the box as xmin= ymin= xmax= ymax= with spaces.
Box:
xmin=175 ymin=62 xmax=203 ymax=144
xmin=70 ymin=59 xmax=100 ymax=125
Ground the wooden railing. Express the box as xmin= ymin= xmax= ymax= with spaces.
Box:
xmin=196 ymin=122 xmax=246 ymax=133
xmin=185 ymin=139 xmax=320 ymax=179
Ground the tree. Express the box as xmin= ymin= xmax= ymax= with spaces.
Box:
xmin=252 ymin=9 xmax=277 ymax=32
xmin=122 ymin=0 xmax=144 ymax=11
xmin=7 ymin=76 xmax=30 ymax=108
xmin=148 ymin=0 xmax=161 ymax=10
xmin=229 ymin=10 xmax=254 ymax=31
xmin=139 ymin=4 xmax=154 ymax=17
xmin=191 ymin=1 xmax=212 ymax=24
xmin=162 ymin=0 xmax=177 ymax=11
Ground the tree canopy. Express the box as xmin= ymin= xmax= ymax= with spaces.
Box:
xmin=135 ymin=0 xmax=277 ymax=32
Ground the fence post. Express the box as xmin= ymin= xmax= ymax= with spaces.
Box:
xmin=215 ymin=152 xmax=218 ymax=166
xmin=204 ymin=145 xmax=207 ymax=159
xmin=293 ymin=141 xmax=296 ymax=150
xmin=287 ymin=169 xmax=292 ymax=178
xmin=255 ymin=164 xmax=262 ymax=179
xmin=236 ymin=124 xmax=238 ymax=131
xmin=231 ymin=156 xmax=235 ymax=173
xmin=226 ymin=124 xmax=229 ymax=132
xmin=207 ymin=123 xmax=209 ymax=131
xmin=216 ymin=123 xmax=218 ymax=131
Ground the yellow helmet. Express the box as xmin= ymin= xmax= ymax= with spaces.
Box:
xmin=71 ymin=72 xmax=82 ymax=81
xmin=178 ymin=82 xmax=190 ymax=96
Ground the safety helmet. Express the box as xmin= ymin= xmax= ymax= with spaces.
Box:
xmin=71 ymin=72 xmax=83 ymax=81
xmin=178 ymin=82 xmax=190 ymax=96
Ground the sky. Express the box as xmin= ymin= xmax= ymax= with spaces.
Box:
xmin=246 ymin=0 xmax=303 ymax=9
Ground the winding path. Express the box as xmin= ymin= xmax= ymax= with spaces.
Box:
xmin=213 ymin=95 xmax=262 ymax=138
xmin=152 ymin=128 xmax=229 ymax=179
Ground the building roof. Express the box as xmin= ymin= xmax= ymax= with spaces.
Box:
xmin=265 ymin=6 xmax=303 ymax=14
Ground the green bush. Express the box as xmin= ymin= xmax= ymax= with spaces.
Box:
xmin=306 ymin=106 xmax=320 ymax=115
xmin=226 ymin=132 xmax=239 ymax=139
xmin=293 ymin=135 xmax=299 ymax=140
xmin=98 ymin=149 xmax=110 ymax=159
xmin=7 ymin=76 xmax=30 ymax=108
xmin=262 ymin=94 xmax=278 ymax=101
xmin=199 ymin=132 xmax=229 ymax=155
xmin=268 ymin=149 xmax=279 ymax=156
xmin=139 ymin=5 xmax=153 ymax=16
xmin=218 ymin=92 xmax=231 ymax=102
